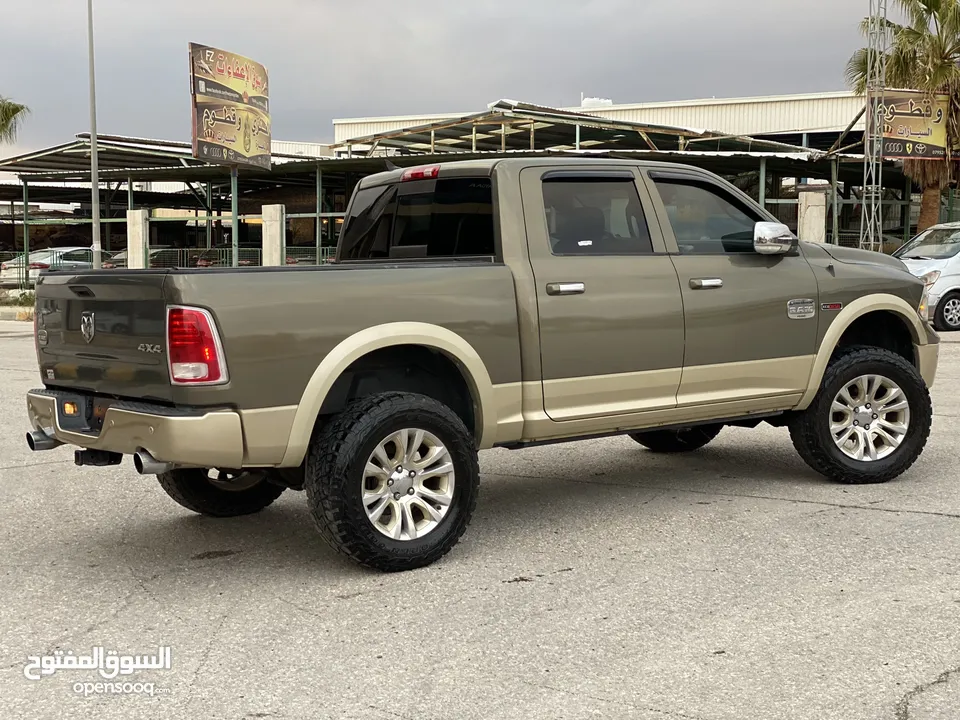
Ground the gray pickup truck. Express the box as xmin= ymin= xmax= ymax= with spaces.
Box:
xmin=25 ymin=158 xmax=939 ymax=571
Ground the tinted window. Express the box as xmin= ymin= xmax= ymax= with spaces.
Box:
xmin=59 ymin=250 xmax=92 ymax=262
xmin=653 ymin=178 xmax=761 ymax=254
xmin=339 ymin=178 xmax=495 ymax=260
xmin=541 ymin=177 xmax=653 ymax=255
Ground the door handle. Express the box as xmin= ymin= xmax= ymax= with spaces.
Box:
xmin=689 ymin=277 xmax=723 ymax=289
xmin=546 ymin=282 xmax=586 ymax=296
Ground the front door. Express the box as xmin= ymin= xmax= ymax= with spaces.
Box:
xmin=519 ymin=165 xmax=685 ymax=422
xmin=644 ymin=169 xmax=820 ymax=406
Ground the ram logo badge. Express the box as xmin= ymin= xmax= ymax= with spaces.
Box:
xmin=787 ymin=298 xmax=816 ymax=320
xmin=80 ymin=312 xmax=95 ymax=344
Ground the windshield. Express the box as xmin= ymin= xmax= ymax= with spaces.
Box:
xmin=893 ymin=228 xmax=960 ymax=260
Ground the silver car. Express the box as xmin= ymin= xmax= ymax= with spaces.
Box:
xmin=893 ymin=222 xmax=960 ymax=331
xmin=0 ymin=246 xmax=96 ymax=288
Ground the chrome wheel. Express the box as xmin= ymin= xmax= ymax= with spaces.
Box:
xmin=206 ymin=469 xmax=267 ymax=492
xmin=942 ymin=298 xmax=960 ymax=328
xmin=830 ymin=374 xmax=910 ymax=461
xmin=362 ymin=428 xmax=455 ymax=541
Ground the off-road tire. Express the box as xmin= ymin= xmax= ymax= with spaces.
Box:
xmin=788 ymin=347 xmax=932 ymax=484
xmin=304 ymin=392 xmax=479 ymax=572
xmin=157 ymin=469 xmax=286 ymax=517
xmin=629 ymin=424 xmax=723 ymax=453
xmin=934 ymin=291 xmax=960 ymax=332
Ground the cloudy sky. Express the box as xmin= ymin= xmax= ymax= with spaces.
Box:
xmin=1 ymin=0 xmax=872 ymax=156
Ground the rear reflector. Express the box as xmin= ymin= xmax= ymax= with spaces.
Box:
xmin=401 ymin=164 xmax=440 ymax=182
xmin=166 ymin=306 xmax=228 ymax=385
xmin=28 ymin=263 xmax=50 ymax=270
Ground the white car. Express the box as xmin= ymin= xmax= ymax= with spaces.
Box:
xmin=0 ymin=246 xmax=96 ymax=288
xmin=893 ymin=222 xmax=960 ymax=331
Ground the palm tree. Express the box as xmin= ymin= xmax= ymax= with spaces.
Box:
xmin=0 ymin=96 xmax=29 ymax=145
xmin=846 ymin=0 xmax=960 ymax=231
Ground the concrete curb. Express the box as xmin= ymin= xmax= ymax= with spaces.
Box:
xmin=0 ymin=306 xmax=34 ymax=322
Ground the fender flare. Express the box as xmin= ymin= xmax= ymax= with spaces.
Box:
xmin=278 ymin=322 xmax=497 ymax=467
xmin=796 ymin=293 xmax=926 ymax=410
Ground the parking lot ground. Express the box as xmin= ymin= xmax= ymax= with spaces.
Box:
xmin=1 ymin=319 xmax=958 ymax=720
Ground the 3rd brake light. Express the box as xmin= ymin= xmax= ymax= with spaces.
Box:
xmin=401 ymin=164 xmax=440 ymax=182
xmin=166 ymin=306 xmax=229 ymax=385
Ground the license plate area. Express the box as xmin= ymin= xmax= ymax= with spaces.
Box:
xmin=57 ymin=395 xmax=114 ymax=435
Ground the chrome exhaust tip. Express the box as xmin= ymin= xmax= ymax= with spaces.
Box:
xmin=26 ymin=429 xmax=61 ymax=452
xmin=133 ymin=450 xmax=173 ymax=475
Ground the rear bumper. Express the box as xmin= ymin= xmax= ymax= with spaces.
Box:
xmin=25 ymin=389 xmax=244 ymax=469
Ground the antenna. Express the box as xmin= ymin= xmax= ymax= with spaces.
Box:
xmin=860 ymin=0 xmax=888 ymax=252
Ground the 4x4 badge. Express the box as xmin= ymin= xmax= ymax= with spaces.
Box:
xmin=787 ymin=298 xmax=816 ymax=320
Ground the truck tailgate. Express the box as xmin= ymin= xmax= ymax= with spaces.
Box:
xmin=34 ymin=271 xmax=174 ymax=403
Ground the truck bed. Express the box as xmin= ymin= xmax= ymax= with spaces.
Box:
xmin=33 ymin=262 xmax=523 ymax=410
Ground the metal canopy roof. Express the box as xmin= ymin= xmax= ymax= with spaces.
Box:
xmin=0 ymin=133 xmax=320 ymax=182
xmin=329 ymin=99 xmax=820 ymax=156
xmin=0 ymin=182 xmax=212 ymax=209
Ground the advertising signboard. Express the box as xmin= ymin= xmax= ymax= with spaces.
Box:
xmin=189 ymin=43 xmax=271 ymax=169
xmin=873 ymin=89 xmax=949 ymax=160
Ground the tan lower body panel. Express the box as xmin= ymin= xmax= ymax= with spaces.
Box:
xmin=541 ymin=368 xmax=682 ymax=422
xmin=493 ymin=373 xmax=801 ymax=445
xmin=239 ymin=406 xmax=298 ymax=466
xmin=26 ymin=391 xmax=244 ymax=469
xmin=676 ymin=356 xmax=815 ymax=406
xmin=916 ymin=342 xmax=939 ymax=389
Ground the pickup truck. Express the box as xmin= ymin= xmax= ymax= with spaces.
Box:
xmin=24 ymin=157 xmax=939 ymax=572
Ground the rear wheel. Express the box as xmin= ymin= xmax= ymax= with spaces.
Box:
xmin=157 ymin=468 xmax=286 ymax=517
xmin=934 ymin=292 xmax=960 ymax=332
xmin=304 ymin=392 xmax=479 ymax=572
xmin=788 ymin=347 xmax=932 ymax=484
xmin=629 ymin=424 xmax=723 ymax=453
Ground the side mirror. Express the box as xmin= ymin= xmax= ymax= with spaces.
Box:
xmin=754 ymin=222 xmax=796 ymax=255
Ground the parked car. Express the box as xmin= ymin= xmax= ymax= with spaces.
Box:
xmin=25 ymin=158 xmax=940 ymax=572
xmin=102 ymin=247 xmax=179 ymax=269
xmin=893 ymin=221 xmax=960 ymax=331
xmin=0 ymin=247 xmax=96 ymax=288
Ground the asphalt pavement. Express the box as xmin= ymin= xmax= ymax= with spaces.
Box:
xmin=0 ymin=319 xmax=958 ymax=720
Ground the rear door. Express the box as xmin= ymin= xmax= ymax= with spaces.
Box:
xmin=644 ymin=169 xmax=820 ymax=406
xmin=519 ymin=164 xmax=685 ymax=422
xmin=35 ymin=272 xmax=173 ymax=402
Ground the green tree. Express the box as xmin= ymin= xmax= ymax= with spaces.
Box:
xmin=846 ymin=0 xmax=960 ymax=231
xmin=0 ymin=96 xmax=29 ymax=145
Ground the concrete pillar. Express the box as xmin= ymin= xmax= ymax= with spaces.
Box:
xmin=797 ymin=185 xmax=829 ymax=244
xmin=262 ymin=204 xmax=286 ymax=267
xmin=126 ymin=209 xmax=149 ymax=269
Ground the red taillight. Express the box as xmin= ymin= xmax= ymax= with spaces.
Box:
xmin=28 ymin=263 xmax=49 ymax=270
xmin=1 ymin=263 xmax=7 ymax=270
xmin=401 ymin=164 xmax=440 ymax=182
xmin=166 ymin=306 xmax=228 ymax=385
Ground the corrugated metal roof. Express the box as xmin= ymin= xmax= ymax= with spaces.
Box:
xmin=329 ymin=99 xmax=814 ymax=157
xmin=333 ymin=91 xmax=867 ymax=144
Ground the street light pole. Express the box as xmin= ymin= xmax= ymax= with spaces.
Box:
xmin=87 ymin=0 xmax=101 ymax=268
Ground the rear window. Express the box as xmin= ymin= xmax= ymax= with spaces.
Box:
xmin=339 ymin=177 xmax=495 ymax=261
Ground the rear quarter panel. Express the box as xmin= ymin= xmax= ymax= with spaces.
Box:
xmin=164 ymin=263 xmax=523 ymax=409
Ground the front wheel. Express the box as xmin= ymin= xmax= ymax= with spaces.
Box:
xmin=304 ymin=392 xmax=480 ymax=572
xmin=629 ymin=424 xmax=723 ymax=453
xmin=934 ymin=292 xmax=960 ymax=332
xmin=157 ymin=469 xmax=286 ymax=517
xmin=788 ymin=348 xmax=932 ymax=484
